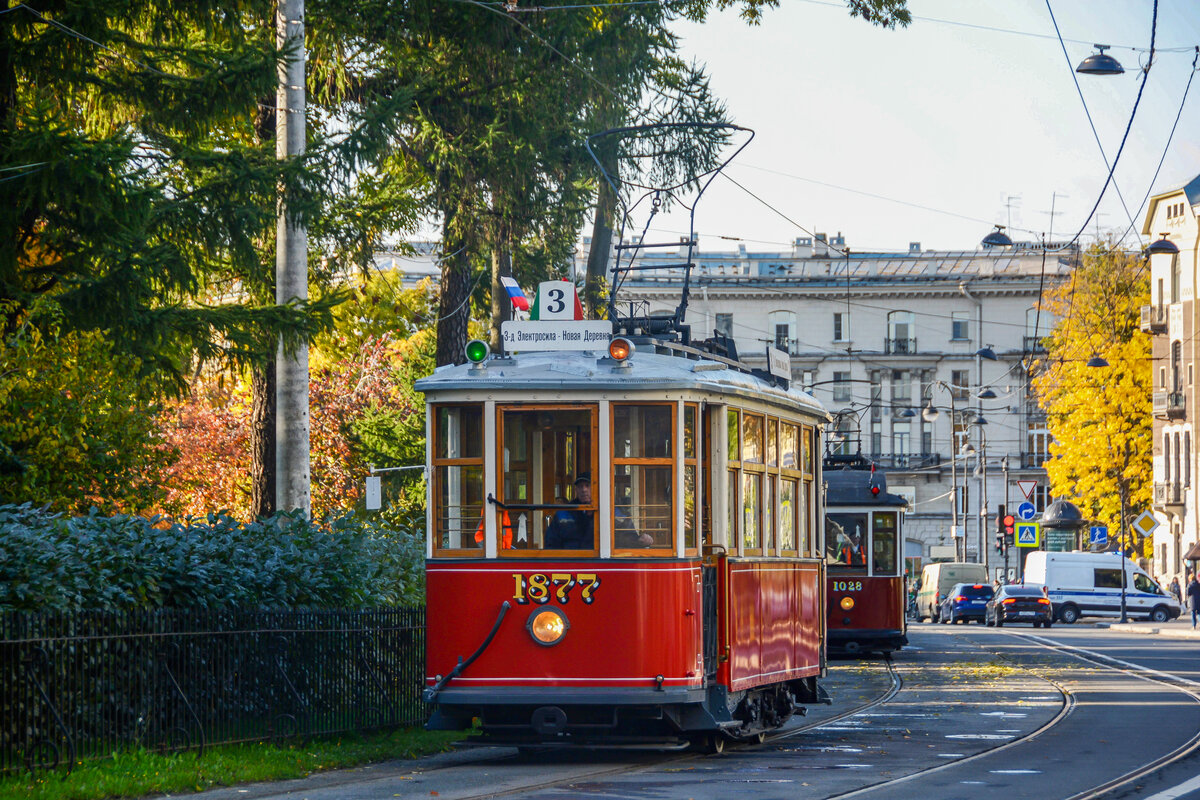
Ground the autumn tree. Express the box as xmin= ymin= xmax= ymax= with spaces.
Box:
xmin=1033 ymin=245 xmax=1152 ymax=555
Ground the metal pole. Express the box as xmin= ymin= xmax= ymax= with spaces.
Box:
xmin=275 ymin=0 xmax=311 ymax=516
xmin=1002 ymin=455 xmax=1010 ymax=581
xmin=980 ymin=431 xmax=989 ymax=576
xmin=949 ymin=386 xmax=960 ymax=560
xmin=1120 ymin=487 xmax=1128 ymax=623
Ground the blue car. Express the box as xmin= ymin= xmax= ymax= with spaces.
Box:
xmin=939 ymin=582 xmax=995 ymax=624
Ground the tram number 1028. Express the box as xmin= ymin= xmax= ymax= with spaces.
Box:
xmin=512 ymin=573 xmax=601 ymax=605
xmin=832 ymin=580 xmax=863 ymax=592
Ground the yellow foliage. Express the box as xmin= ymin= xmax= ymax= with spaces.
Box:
xmin=1033 ymin=245 xmax=1151 ymax=552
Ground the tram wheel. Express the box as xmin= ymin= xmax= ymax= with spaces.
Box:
xmin=698 ymin=734 xmax=725 ymax=755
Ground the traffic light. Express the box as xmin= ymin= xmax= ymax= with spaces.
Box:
xmin=995 ymin=504 xmax=1011 ymax=555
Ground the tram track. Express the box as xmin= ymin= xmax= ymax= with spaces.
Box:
xmin=825 ymin=628 xmax=1200 ymax=800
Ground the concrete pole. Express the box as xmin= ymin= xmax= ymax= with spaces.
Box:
xmin=275 ymin=0 xmax=310 ymax=516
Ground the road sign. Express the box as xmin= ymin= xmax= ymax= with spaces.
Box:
xmin=1130 ymin=510 xmax=1160 ymax=537
xmin=1017 ymin=480 xmax=1038 ymax=500
xmin=1015 ymin=522 xmax=1040 ymax=547
xmin=1089 ymin=525 xmax=1108 ymax=546
xmin=1017 ymin=501 xmax=1037 ymax=521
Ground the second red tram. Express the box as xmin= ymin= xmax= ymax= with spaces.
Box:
xmin=823 ymin=454 xmax=908 ymax=655
xmin=418 ymin=333 xmax=830 ymax=750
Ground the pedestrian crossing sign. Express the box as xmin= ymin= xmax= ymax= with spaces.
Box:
xmin=1015 ymin=522 xmax=1040 ymax=548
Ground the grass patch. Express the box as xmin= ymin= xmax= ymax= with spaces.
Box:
xmin=0 ymin=728 xmax=466 ymax=800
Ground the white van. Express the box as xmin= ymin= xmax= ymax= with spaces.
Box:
xmin=1024 ymin=551 xmax=1181 ymax=624
xmin=915 ymin=562 xmax=988 ymax=623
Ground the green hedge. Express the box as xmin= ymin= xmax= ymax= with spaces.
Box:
xmin=0 ymin=505 xmax=425 ymax=612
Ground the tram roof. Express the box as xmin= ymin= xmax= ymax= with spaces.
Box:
xmin=415 ymin=345 xmax=829 ymax=419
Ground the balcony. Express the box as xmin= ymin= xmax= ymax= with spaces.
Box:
xmin=869 ymin=453 xmax=942 ymax=470
xmin=1153 ymin=390 xmax=1186 ymax=418
xmin=1154 ymin=482 xmax=1184 ymax=507
xmin=1141 ymin=304 xmax=1167 ymax=334
xmin=884 ymin=337 xmax=918 ymax=355
xmin=1023 ymin=335 xmax=1047 ymax=353
xmin=1021 ymin=452 xmax=1047 ymax=469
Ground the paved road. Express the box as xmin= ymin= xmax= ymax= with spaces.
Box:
xmin=161 ymin=624 xmax=1200 ymax=800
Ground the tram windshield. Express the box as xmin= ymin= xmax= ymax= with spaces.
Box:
xmin=826 ymin=513 xmax=868 ymax=569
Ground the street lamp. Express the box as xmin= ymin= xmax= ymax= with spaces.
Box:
xmin=913 ymin=382 xmax=967 ymax=561
xmin=972 ymin=424 xmax=990 ymax=578
xmin=1076 ymin=45 xmax=1125 ymax=76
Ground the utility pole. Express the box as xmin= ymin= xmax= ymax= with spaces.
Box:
xmin=275 ymin=0 xmax=310 ymax=516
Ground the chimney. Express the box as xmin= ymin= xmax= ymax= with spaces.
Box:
xmin=909 ymin=242 xmax=921 ymax=253
xmin=814 ymin=233 xmax=828 ymax=258
xmin=792 ymin=236 xmax=813 ymax=259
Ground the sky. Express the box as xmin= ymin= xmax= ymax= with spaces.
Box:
xmin=634 ymin=0 xmax=1200 ymax=254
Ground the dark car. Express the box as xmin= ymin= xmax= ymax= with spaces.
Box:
xmin=985 ymin=585 xmax=1054 ymax=628
xmin=939 ymin=583 xmax=994 ymax=624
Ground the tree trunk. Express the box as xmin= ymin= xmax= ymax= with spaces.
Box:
xmin=489 ymin=223 xmax=512 ymax=350
xmin=249 ymin=362 xmax=276 ymax=517
xmin=435 ymin=210 xmax=473 ymax=366
xmin=584 ymin=167 xmax=617 ymax=320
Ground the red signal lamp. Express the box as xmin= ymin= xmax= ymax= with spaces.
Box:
xmin=1002 ymin=515 xmax=1015 ymax=527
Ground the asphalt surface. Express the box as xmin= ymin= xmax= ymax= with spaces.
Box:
xmin=156 ymin=621 xmax=1200 ymax=800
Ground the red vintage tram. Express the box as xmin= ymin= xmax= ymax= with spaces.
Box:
xmin=417 ymin=331 xmax=830 ymax=750
xmin=823 ymin=454 xmax=908 ymax=655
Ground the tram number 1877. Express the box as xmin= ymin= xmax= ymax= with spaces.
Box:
xmin=831 ymin=580 xmax=863 ymax=592
xmin=512 ymin=573 xmax=601 ymax=605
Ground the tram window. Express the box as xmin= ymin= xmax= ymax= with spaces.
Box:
xmin=432 ymin=404 xmax=485 ymax=552
xmin=727 ymin=409 xmax=740 ymax=461
xmin=614 ymin=404 xmax=673 ymax=457
xmin=802 ymin=427 xmax=814 ymax=476
xmin=742 ymin=414 xmax=764 ymax=463
xmin=779 ymin=479 xmax=797 ymax=553
xmin=743 ymin=472 xmax=762 ymax=551
xmin=684 ymin=405 xmax=697 ymax=459
xmin=872 ymin=512 xmax=898 ymax=575
xmin=437 ymin=406 xmax=483 ymax=460
xmin=614 ymin=464 xmax=672 ymax=549
xmin=780 ymin=423 xmax=798 ymax=469
xmin=767 ymin=419 xmax=778 ymax=467
xmin=764 ymin=476 xmax=775 ymax=554
xmin=827 ymin=513 xmax=868 ymax=569
xmin=498 ymin=406 xmax=596 ymax=552
xmin=800 ymin=481 xmax=811 ymax=556
xmin=684 ymin=465 xmax=697 ymax=550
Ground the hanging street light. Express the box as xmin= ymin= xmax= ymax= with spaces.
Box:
xmin=1076 ymin=44 xmax=1125 ymax=76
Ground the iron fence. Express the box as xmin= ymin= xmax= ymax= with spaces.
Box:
xmin=0 ymin=607 xmax=426 ymax=775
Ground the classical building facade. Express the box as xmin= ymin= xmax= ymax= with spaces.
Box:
xmin=1144 ymin=176 xmax=1200 ymax=584
xmin=602 ymin=233 xmax=1076 ymax=576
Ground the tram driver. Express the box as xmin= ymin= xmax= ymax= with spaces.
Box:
xmin=546 ymin=474 xmax=595 ymax=549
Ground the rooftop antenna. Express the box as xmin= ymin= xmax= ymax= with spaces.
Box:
xmin=586 ymin=123 xmax=754 ymax=344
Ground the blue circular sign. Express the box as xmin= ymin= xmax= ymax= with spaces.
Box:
xmin=1017 ymin=501 xmax=1037 ymax=521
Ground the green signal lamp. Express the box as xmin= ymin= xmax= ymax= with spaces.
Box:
xmin=465 ymin=339 xmax=490 ymax=364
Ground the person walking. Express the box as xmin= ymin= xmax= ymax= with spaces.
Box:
xmin=1187 ymin=575 xmax=1200 ymax=630
xmin=1169 ymin=576 xmax=1182 ymax=602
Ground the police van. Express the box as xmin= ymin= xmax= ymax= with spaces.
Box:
xmin=1024 ymin=551 xmax=1181 ymax=624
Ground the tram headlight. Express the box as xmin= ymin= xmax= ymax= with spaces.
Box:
xmin=608 ymin=337 xmax=634 ymax=361
xmin=527 ymin=607 xmax=569 ymax=646
xmin=464 ymin=339 xmax=490 ymax=363
xmin=839 ymin=596 xmax=855 ymax=611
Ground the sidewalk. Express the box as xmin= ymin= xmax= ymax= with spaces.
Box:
xmin=1093 ymin=616 xmax=1200 ymax=640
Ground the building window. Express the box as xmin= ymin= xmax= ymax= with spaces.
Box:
xmin=1161 ymin=367 xmax=1167 ymax=388
xmin=887 ymin=311 xmax=915 ymax=354
xmin=951 ymin=311 xmax=970 ymax=340
xmin=871 ymin=421 xmax=882 ymax=454
xmin=1165 ymin=433 xmax=1171 ymax=483
xmin=1033 ymin=485 xmax=1051 ymax=513
xmin=891 ymin=370 xmax=912 ymax=405
xmin=951 ymin=370 xmax=970 ymax=400
xmin=715 ymin=313 xmax=733 ymax=338
xmin=1186 ymin=431 xmax=1191 ymax=488
xmin=921 ymin=420 xmax=933 ymax=454
xmin=1175 ymin=432 xmax=1182 ymax=487
xmin=1027 ymin=426 xmax=1051 ymax=467
xmin=768 ymin=310 xmax=796 ymax=353
xmin=892 ymin=421 xmax=911 ymax=455
xmin=832 ymin=371 xmax=852 ymax=402
xmin=833 ymin=312 xmax=849 ymax=342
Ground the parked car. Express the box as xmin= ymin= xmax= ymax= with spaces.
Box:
xmin=915 ymin=562 xmax=988 ymax=622
xmin=985 ymin=585 xmax=1053 ymax=628
xmin=938 ymin=583 xmax=994 ymax=624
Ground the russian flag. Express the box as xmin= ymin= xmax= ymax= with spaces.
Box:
xmin=501 ymin=276 xmax=530 ymax=311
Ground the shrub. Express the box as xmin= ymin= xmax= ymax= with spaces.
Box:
xmin=0 ymin=505 xmax=425 ymax=612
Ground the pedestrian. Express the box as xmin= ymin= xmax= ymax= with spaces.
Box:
xmin=1169 ymin=576 xmax=1182 ymax=602
xmin=1187 ymin=575 xmax=1200 ymax=630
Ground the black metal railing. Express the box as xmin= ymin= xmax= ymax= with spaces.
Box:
xmin=1140 ymin=304 xmax=1167 ymax=333
xmin=869 ymin=453 xmax=942 ymax=469
xmin=0 ymin=608 xmax=426 ymax=775
xmin=1022 ymin=335 xmax=1047 ymax=353
xmin=1152 ymin=390 xmax=1185 ymax=417
xmin=1021 ymin=452 xmax=1047 ymax=469
xmin=884 ymin=337 xmax=918 ymax=355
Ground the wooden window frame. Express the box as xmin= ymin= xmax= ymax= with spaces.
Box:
xmin=612 ymin=402 xmax=677 ymax=556
xmin=431 ymin=403 xmax=486 ymax=556
xmin=495 ymin=403 xmax=599 ymax=557
xmin=684 ymin=403 xmax=700 ymax=555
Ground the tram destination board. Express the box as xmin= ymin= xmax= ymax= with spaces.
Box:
xmin=501 ymin=320 xmax=612 ymax=352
